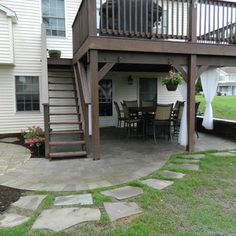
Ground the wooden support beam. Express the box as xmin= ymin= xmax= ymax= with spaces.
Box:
xmin=98 ymin=62 xmax=116 ymax=81
xmin=196 ymin=65 xmax=209 ymax=79
xmin=187 ymin=55 xmax=197 ymax=152
xmin=43 ymin=103 xmax=50 ymax=159
xmin=173 ymin=64 xmax=188 ymax=82
xmin=90 ymin=50 xmax=100 ymax=160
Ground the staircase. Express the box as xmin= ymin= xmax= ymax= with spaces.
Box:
xmin=45 ymin=67 xmax=87 ymax=160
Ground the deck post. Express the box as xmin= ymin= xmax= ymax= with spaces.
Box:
xmin=43 ymin=103 xmax=50 ymax=159
xmin=90 ymin=50 xmax=100 ymax=160
xmin=187 ymin=55 xmax=197 ymax=152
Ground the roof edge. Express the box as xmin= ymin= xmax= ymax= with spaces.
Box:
xmin=0 ymin=4 xmax=18 ymax=23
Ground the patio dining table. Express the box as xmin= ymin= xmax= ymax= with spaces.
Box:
xmin=128 ymin=106 xmax=156 ymax=137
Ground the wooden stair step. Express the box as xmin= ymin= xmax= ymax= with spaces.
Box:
xmin=49 ymin=89 xmax=75 ymax=92
xmin=49 ymin=121 xmax=82 ymax=125
xmin=49 ymin=151 xmax=87 ymax=158
xmin=49 ymin=140 xmax=85 ymax=146
xmin=49 ymin=105 xmax=78 ymax=107
xmin=48 ymin=82 xmax=73 ymax=85
xmin=50 ymin=130 xmax=83 ymax=135
xmin=49 ymin=97 xmax=77 ymax=99
xmin=49 ymin=113 xmax=80 ymax=116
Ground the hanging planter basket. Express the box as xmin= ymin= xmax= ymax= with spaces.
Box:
xmin=166 ymin=84 xmax=178 ymax=91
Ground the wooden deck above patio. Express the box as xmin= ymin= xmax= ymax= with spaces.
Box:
xmin=73 ymin=0 xmax=236 ymax=62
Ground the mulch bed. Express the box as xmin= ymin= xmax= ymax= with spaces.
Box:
xmin=0 ymin=185 xmax=24 ymax=213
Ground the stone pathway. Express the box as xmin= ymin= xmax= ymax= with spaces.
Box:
xmin=181 ymin=154 xmax=205 ymax=159
xmin=104 ymin=202 xmax=143 ymax=222
xmin=54 ymin=194 xmax=93 ymax=206
xmin=211 ymin=151 xmax=236 ymax=157
xmin=0 ymin=213 xmax=29 ymax=228
xmin=2 ymin=150 xmax=235 ymax=232
xmin=141 ymin=179 xmax=174 ymax=190
xmin=174 ymin=159 xmax=200 ymax=164
xmin=160 ymin=170 xmax=185 ymax=179
xmin=168 ymin=163 xmax=200 ymax=171
xmin=0 ymin=137 xmax=20 ymax=143
xmin=32 ymin=208 xmax=101 ymax=232
xmin=0 ymin=142 xmax=30 ymax=176
xmin=101 ymin=186 xmax=144 ymax=200
xmin=12 ymin=195 xmax=47 ymax=211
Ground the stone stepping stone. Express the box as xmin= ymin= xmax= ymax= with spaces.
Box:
xmin=32 ymin=208 xmax=101 ymax=232
xmin=174 ymin=158 xmax=200 ymax=164
xmin=211 ymin=152 xmax=236 ymax=157
xmin=181 ymin=154 xmax=205 ymax=159
xmin=0 ymin=213 xmax=29 ymax=227
xmin=168 ymin=163 xmax=200 ymax=171
xmin=229 ymin=151 xmax=236 ymax=154
xmin=101 ymin=186 xmax=144 ymax=200
xmin=141 ymin=179 xmax=174 ymax=190
xmin=160 ymin=170 xmax=185 ymax=179
xmin=104 ymin=202 xmax=143 ymax=222
xmin=54 ymin=194 xmax=93 ymax=206
xmin=12 ymin=195 xmax=47 ymax=211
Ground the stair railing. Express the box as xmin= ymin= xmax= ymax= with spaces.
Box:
xmin=73 ymin=62 xmax=91 ymax=152
xmin=41 ymin=23 xmax=50 ymax=158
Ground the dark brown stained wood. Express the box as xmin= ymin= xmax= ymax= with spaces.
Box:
xmin=98 ymin=52 xmax=186 ymax=65
xmin=189 ymin=0 xmax=197 ymax=42
xmin=90 ymin=50 xmax=100 ymax=160
xmin=49 ymin=121 xmax=82 ymax=125
xmin=173 ymin=64 xmax=187 ymax=82
xmin=196 ymin=65 xmax=208 ymax=79
xmin=49 ymin=104 xmax=78 ymax=107
xmin=49 ymin=113 xmax=80 ymax=116
xmin=47 ymin=58 xmax=72 ymax=66
xmin=98 ymin=62 xmax=116 ymax=81
xmin=73 ymin=62 xmax=90 ymax=152
xmin=187 ymin=54 xmax=196 ymax=152
xmin=43 ymin=103 xmax=50 ymax=159
xmin=49 ymin=141 xmax=85 ymax=145
xmin=49 ymin=151 xmax=87 ymax=158
xmin=87 ymin=37 xmax=236 ymax=57
xmin=50 ymin=130 xmax=84 ymax=135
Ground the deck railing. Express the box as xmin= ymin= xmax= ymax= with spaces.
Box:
xmin=73 ymin=0 xmax=236 ymax=53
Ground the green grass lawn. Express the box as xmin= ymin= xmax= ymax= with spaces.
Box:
xmin=196 ymin=95 xmax=236 ymax=121
xmin=1 ymin=150 xmax=236 ymax=236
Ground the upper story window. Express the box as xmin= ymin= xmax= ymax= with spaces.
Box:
xmin=15 ymin=76 xmax=40 ymax=112
xmin=42 ymin=0 xmax=65 ymax=37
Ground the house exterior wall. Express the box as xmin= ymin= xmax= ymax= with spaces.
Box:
xmin=0 ymin=11 xmax=14 ymax=64
xmin=99 ymin=72 xmax=183 ymax=127
xmin=0 ymin=0 xmax=79 ymax=134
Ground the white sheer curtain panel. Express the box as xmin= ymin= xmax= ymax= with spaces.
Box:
xmin=200 ymin=68 xmax=220 ymax=130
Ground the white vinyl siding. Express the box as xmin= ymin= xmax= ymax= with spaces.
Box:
xmin=0 ymin=11 xmax=14 ymax=64
xmin=99 ymin=72 xmax=183 ymax=127
xmin=46 ymin=0 xmax=80 ymax=58
xmin=0 ymin=0 xmax=79 ymax=134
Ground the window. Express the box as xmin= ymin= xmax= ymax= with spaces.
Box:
xmin=42 ymin=0 xmax=65 ymax=37
xmin=99 ymin=79 xmax=113 ymax=116
xmin=15 ymin=76 xmax=40 ymax=112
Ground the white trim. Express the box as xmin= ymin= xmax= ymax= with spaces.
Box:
xmin=0 ymin=4 xmax=18 ymax=23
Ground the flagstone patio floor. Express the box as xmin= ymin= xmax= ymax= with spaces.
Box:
xmin=0 ymin=129 xmax=235 ymax=192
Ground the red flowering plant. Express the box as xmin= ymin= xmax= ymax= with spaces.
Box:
xmin=22 ymin=126 xmax=45 ymax=157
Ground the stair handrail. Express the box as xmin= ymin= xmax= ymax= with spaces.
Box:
xmin=73 ymin=62 xmax=91 ymax=150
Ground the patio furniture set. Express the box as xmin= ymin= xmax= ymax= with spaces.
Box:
xmin=114 ymin=100 xmax=200 ymax=142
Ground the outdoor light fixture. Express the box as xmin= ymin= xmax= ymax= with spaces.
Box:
xmin=128 ymin=75 xmax=134 ymax=85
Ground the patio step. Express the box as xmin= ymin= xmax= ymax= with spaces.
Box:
xmin=49 ymin=96 xmax=77 ymax=99
xmin=49 ymin=121 xmax=82 ymax=125
xmin=49 ymin=112 xmax=80 ymax=116
xmin=49 ymin=105 xmax=78 ymax=107
xmin=49 ymin=141 xmax=85 ymax=146
xmin=49 ymin=89 xmax=76 ymax=92
xmin=48 ymin=82 xmax=73 ymax=85
xmin=50 ymin=130 xmax=84 ymax=135
xmin=49 ymin=151 xmax=87 ymax=159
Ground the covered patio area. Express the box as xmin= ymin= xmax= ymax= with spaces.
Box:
xmin=0 ymin=129 xmax=235 ymax=192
